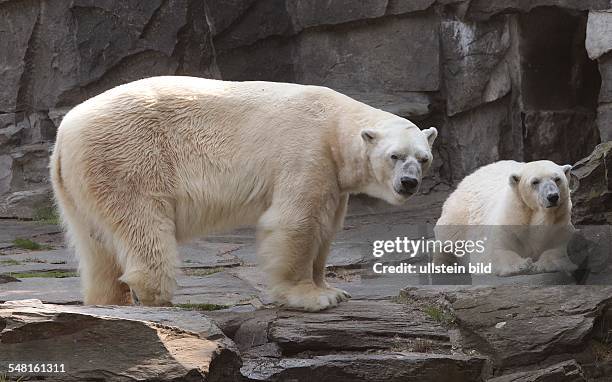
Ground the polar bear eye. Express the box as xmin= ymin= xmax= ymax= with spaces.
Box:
xmin=390 ymin=154 xmax=400 ymax=161
xmin=417 ymin=156 xmax=429 ymax=164
xmin=553 ymin=176 xmax=561 ymax=183
xmin=532 ymin=179 xmax=540 ymax=186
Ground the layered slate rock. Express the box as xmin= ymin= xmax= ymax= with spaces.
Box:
xmin=401 ymin=286 xmax=612 ymax=375
xmin=0 ymin=299 xmax=242 ymax=381
xmin=440 ymin=17 xmax=511 ymax=116
xmin=572 ymin=141 xmax=612 ymax=225
xmin=208 ymin=299 xmax=488 ymax=382
xmin=487 ymin=360 xmax=586 ymax=382
xmin=242 ymin=353 xmax=487 ymax=382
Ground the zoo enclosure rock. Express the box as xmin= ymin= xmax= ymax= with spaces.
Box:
xmin=571 ymin=141 xmax=612 ymax=225
xmin=0 ymin=299 xmax=242 ymax=381
xmin=0 ymin=0 xmax=611 ymax=218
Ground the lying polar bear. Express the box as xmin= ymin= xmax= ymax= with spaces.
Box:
xmin=50 ymin=76 xmax=437 ymax=311
xmin=435 ymin=160 xmax=576 ymax=276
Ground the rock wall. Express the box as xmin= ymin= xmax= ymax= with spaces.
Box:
xmin=0 ymin=0 xmax=610 ymax=218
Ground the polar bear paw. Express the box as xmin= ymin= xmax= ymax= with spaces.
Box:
xmin=496 ymin=257 xmax=534 ymax=277
xmin=278 ymin=283 xmax=351 ymax=312
xmin=534 ymin=257 xmax=578 ymax=274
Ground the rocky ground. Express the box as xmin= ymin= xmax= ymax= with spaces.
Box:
xmin=1 ymin=191 xmax=611 ymax=381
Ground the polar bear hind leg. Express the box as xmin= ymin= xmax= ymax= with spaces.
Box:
xmin=115 ymin=200 xmax=179 ymax=306
xmin=60 ymin=206 xmax=131 ymax=305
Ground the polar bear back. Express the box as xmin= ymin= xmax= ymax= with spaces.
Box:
xmin=54 ymin=76 xmax=395 ymax=240
xmin=437 ymin=160 xmax=523 ymax=226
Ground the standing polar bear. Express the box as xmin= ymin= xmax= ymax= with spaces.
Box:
xmin=435 ymin=160 xmax=576 ymax=276
xmin=50 ymin=76 xmax=437 ymax=311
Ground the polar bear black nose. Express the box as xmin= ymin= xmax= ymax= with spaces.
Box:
xmin=401 ymin=176 xmax=419 ymax=190
xmin=547 ymin=193 xmax=559 ymax=203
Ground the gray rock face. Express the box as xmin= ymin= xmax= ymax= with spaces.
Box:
xmin=467 ymin=1 xmax=611 ymax=21
xmin=438 ymin=286 xmax=611 ymax=369
xmin=571 ymin=141 xmax=612 ymax=224
xmin=0 ymin=299 xmax=242 ymax=381
xmin=208 ymin=299 xmax=488 ymax=382
xmin=441 ymin=17 xmax=511 ymax=116
xmin=295 ymin=13 xmax=440 ymax=94
xmin=242 ymin=353 xmax=487 ymax=382
xmin=0 ymin=0 xmax=610 ymax=223
xmin=586 ymin=10 xmax=612 ymax=60
xmin=486 ymin=360 xmax=586 ymax=382
xmin=401 ymin=285 xmax=612 ymax=380
xmin=522 ymin=110 xmax=600 ymax=165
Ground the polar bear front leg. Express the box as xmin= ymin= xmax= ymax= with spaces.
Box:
xmin=534 ymin=247 xmax=577 ymax=273
xmin=313 ymin=193 xmax=351 ymax=302
xmin=257 ymin=196 xmax=346 ymax=312
xmin=494 ymin=249 xmax=534 ymax=276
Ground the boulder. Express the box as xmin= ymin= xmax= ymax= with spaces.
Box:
xmin=487 ymin=360 xmax=586 ymax=382
xmin=241 ymin=353 xmax=487 ymax=382
xmin=441 ymin=17 xmax=511 ymax=116
xmin=427 ymin=286 xmax=612 ymax=369
xmin=268 ymin=300 xmax=451 ymax=355
xmin=522 ymin=110 xmax=599 ymax=165
xmin=294 ymin=13 xmax=440 ymax=93
xmin=466 ymin=1 xmax=611 ymax=21
xmin=571 ymin=141 xmax=612 ymax=225
xmin=586 ymin=10 xmax=612 ymax=60
xmin=208 ymin=299 xmax=487 ymax=382
xmin=0 ymin=299 xmax=242 ymax=381
xmin=441 ymin=97 xmax=512 ymax=181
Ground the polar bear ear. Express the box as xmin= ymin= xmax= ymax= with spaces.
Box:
xmin=423 ymin=127 xmax=438 ymax=147
xmin=562 ymin=164 xmax=572 ymax=176
xmin=509 ymin=174 xmax=520 ymax=187
xmin=361 ymin=129 xmax=377 ymax=144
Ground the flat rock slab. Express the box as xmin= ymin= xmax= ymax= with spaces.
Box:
xmin=0 ymin=248 xmax=78 ymax=274
xmin=179 ymin=239 xmax=244 ymax=268
xmin=0 ymin=221 xmax=61 ymax=243
xmin=175 ymin=271 xmax=263 ymax=307
xmin=0 ymin=272 xmax=264 ymax=307
xmin=269 ymin=300 xmax=451 ymax=355
xmin=403 ymin=286 xmax=612 ymax=371
xmin=0 ymin=299 xmax=241 ymax=381
xmin=487 ymin=359 xmax=586 ymax=381
xmin=0 ymin=276 xmax=82 ymax=304
xmin=241 ymin=352 xmax=487 ymax=382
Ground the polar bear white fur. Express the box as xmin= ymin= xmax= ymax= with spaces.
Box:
xmin=435 ymin=160 xmax=576 ymax=276
xmin=50 ymin=76 xmax=437 ymax=311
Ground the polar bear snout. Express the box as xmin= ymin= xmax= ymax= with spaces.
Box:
xmin=399 ymin=176 xmax=419 ymax=194
xmin=538 ymin=180 xmax=561 ymax=208
xmin=546 ymin=192 xmax=560 ymax=206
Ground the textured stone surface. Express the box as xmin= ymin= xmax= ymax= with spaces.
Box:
xmin=0 ymin=299 xmax=242 ymax=381
xmin=268 ymin=300 xmax=450 ymax=355
xmin=467 ymin=1 xmax=611 ymax=21
xmin=441 ymin=17 xmax=511 ymax=116
xmin=522 ymin=110 xmax=600 ymax=165
xmin=294 ymin=14 xmax=440 ymax=93
xmin=447 ymin=286 xmax=612 ymax=369
xmin=586 ymin=10 xmax=612 ymax=60
xmin=487 ymin=360 xmax=586 ymax=382
xmin=1 ymin=0 xmax=611 ymax=217
xmin=571 ymin=141 xmax=612 ymax=224
xmin=241 ymin=353 xmax=487 ymax=382
xmin=442 ymin=97 xmax=512 ymax=181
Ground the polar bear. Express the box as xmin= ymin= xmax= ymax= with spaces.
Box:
xmin=50 ymin=76 xmax=438 ymax=311
xmin=435 ymin=160 xmax=576 ymax=276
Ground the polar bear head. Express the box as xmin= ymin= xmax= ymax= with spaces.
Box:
xmin=509 ymin=160 xmax=572 ymax=210
xmin=360 ymin=120 xmax=437 ymax=205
